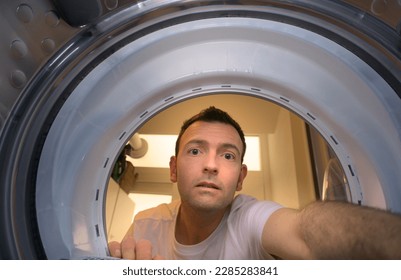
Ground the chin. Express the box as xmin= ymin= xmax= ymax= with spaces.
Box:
xmin=190 ymin=199 xmax=230 ymax=212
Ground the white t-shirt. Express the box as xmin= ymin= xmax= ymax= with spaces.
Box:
xmin=133 ymin=194 xmax=283 ymax=259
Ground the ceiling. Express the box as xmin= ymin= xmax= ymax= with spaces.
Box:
xmin=139 ymin=93 xmax=285 ymax=136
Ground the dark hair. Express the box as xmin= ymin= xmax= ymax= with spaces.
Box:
xmin=175 ymin=106 xmax=246 ymax=162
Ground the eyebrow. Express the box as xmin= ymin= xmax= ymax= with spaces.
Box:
xmin=184 ymin=139 xmax=242 ymax=156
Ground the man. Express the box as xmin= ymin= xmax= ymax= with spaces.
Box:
xmin=109 ymin=106 xmax=401 ymax=259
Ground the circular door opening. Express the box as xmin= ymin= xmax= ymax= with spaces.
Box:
xmin=104 ymin=93 xmax=353 ymax=245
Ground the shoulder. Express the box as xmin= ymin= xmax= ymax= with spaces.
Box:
xmin=134 ymin=200 xmax=181 ymax=222
xmin=228 ymin=194 xmax=283 ymax=228
xmin=231 ymin=194 xmax=283 ymax=213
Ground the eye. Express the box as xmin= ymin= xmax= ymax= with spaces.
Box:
xmin=189 ymin=148 xmax=200 ymax=156
xmin=223 ymin=153 xmax=235 ymax=160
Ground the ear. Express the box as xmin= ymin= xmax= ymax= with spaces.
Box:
xmin=236 ymin=164 xmax=248 ymax=192
xmin=169 ymin=156 xmax=178 ymax=183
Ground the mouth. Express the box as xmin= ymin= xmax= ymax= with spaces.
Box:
xmin=196 ymin=182 xmax=220 ymax=190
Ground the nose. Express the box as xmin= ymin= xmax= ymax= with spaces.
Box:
xmin=203 ymin=154 xmax=218 ymax=175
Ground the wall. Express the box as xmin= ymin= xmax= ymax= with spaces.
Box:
xmin=267 ymin=109 xmax=316 ymax=208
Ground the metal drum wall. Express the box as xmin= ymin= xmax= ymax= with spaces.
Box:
xmin=1 ymin=0 xmax=401 ymax=259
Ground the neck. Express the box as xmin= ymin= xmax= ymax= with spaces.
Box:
xmin=175 ymin=203 xmax=230 ymax=245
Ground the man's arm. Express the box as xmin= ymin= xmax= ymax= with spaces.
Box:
xmin=262 ymin=201 xmax=401 ymax=259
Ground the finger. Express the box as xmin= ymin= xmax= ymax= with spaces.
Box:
xmin=153 ymin=254 xmax=165 ymax=260
xmin=121 ymin=235 xmax=136 ymax=260
xmin=108 ymin=241 xmax=122 ymax=258
xmin=135 ymin=239 xmax=153 ymax=260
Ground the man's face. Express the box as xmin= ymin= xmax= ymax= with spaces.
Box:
xmin=169 ymin=121 xmax=247 ymax=212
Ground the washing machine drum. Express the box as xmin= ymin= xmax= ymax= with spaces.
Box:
xmin=0 ymin=1 xmax=401 ymax=259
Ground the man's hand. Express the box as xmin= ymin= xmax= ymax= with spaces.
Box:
xmin=108 ymin=235 xmax=164 ymax=260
